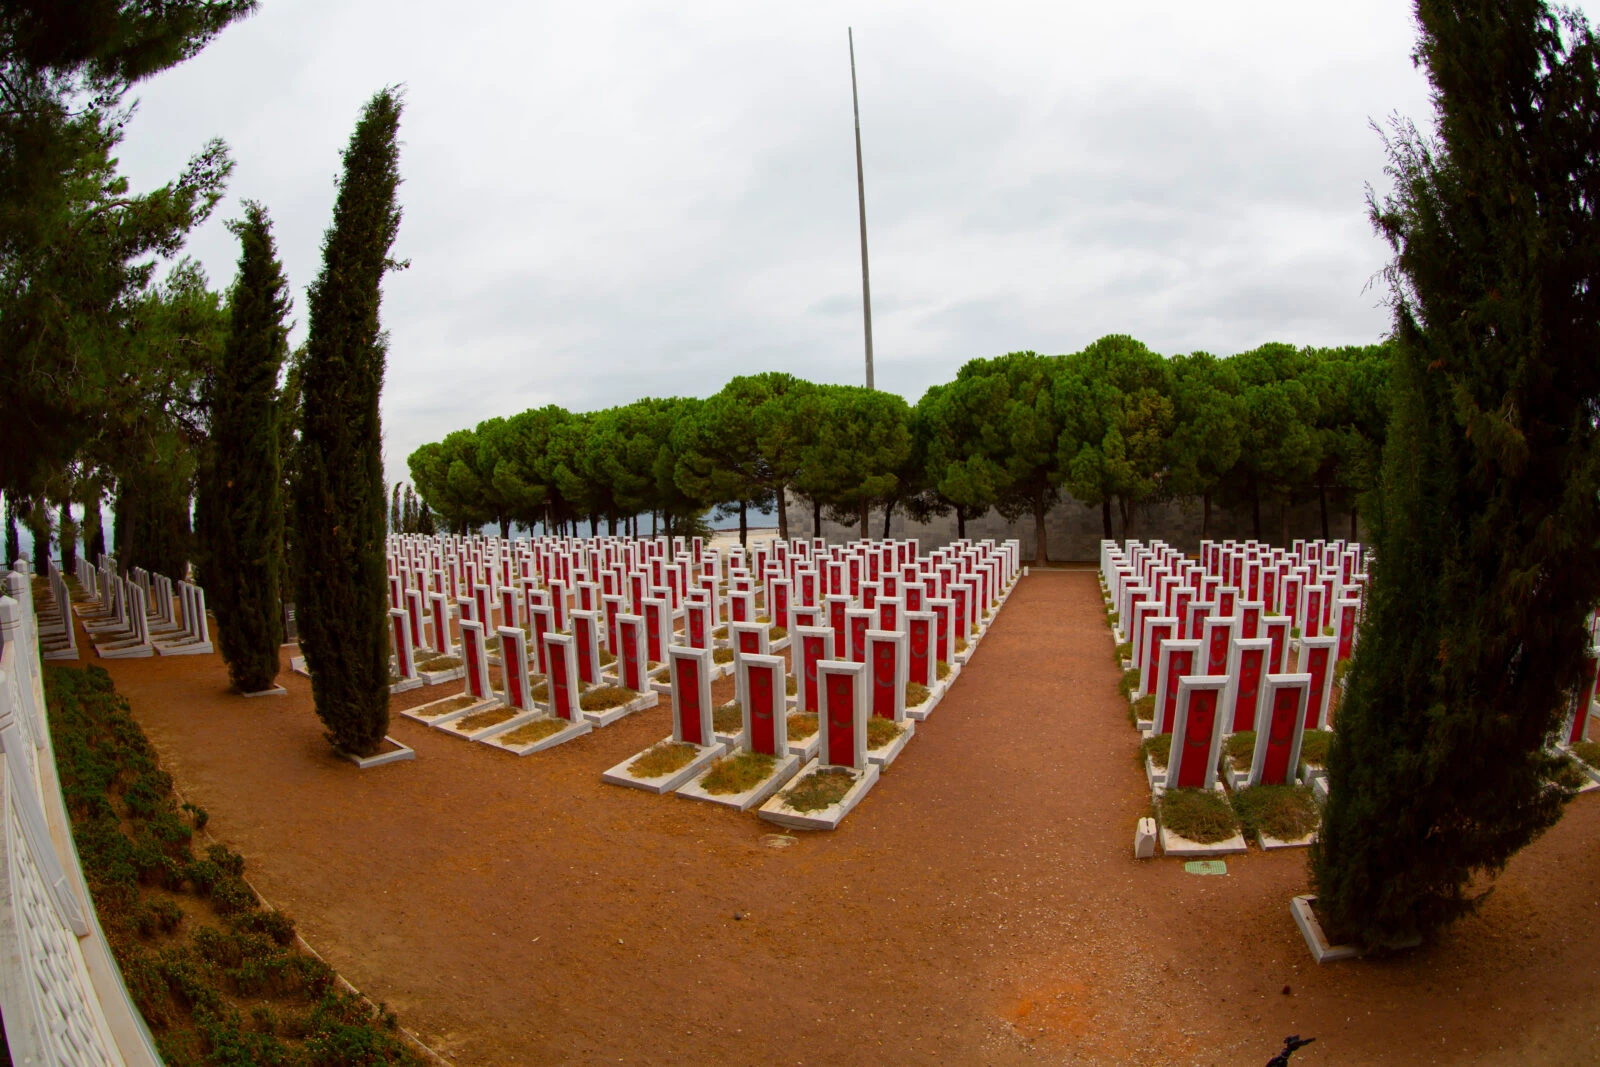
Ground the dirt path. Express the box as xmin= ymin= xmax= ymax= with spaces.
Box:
xmin=74 ymin=572 xmax=1600 ymax=1065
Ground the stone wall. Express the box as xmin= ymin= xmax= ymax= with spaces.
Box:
xmin=787 ymin=494 xmax=1363 ymax=561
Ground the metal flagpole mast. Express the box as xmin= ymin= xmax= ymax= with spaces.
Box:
xmin=849 ymin=27 xmax=874 ymax=390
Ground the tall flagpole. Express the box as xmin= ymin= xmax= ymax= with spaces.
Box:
xmin=849 ymin=27 xmax=874 ymax=390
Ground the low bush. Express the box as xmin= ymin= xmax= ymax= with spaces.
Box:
xmin=781 ymin=767 xmax=856 ymax=812
xmin=1298 ymin=729 xmax=1333 ymax=770
xmin=1140 ymin=733 xmax=1172 ymax=769
xmin=1231 ymin=784 xmax=1320 ymax=842
xmin=700 ymin=751 xmax=776 ymax=794
xmin=45 ymin=665 xmax=419 ymax=1066
xmin=1157 ymin=788 xmax=1237 ymax=844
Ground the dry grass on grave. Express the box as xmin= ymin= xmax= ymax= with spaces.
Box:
xmin=787 ymin=713 xmax=818 ymax=741
xmin=1298 ymin=729 xmax=1333 ymax=770
xmin=712 ymin=702 xmax=742 ymax=734
xmin=497 ymin=718 xmax=568 ymax=747
xmin=905 ymin=682 xmax=930 ymax=707
xmin=1570 ymin=740 xmax=1600 ymax=768
xmin=781 ymin=767 xmax=856 ymax=813
xmin=455 ymin=705 xmax=517 ymax=733
xmin=1157 ymin=788 xmax=1238 ymax=844
xmin=1130 ymin=693 xmax=1156 ymax=727
xmin=700 ymin=751 xmax=776 ymax=795
xmin=1139 ymin=732 xmax=1172 ymax=770
xmin=599 ymin=648 xmax=616 ymax=667
xmin=936 ymin=660 xmax=951 ymax=681
xmin=1231 ymin=784 xmax=1320 ymax=842
xmin=785 ymin=675 xmax=797 ymax=696
xmin=713 ymin=625 xmax=729 ymax=640
xmin=417 ymin=654 xmax=461 ymax=672
xmin=770 ymin=627 xmax=787 ymax=641
xmin=955 ymin=638 xmax=969 ymax=654
xmin=1223 ymin=730 xmax=1255 ymax=768
xmin=415 ymin=693 xmax=481 ymax=718
xmin=1118 ymin=669 xmax=1141 ymax=699
xmin=1113 ymin=641 xmax=1131 ymax=666
xmin=712 ymin=647 xmax=734 ymax=664
xmin=865 ymin=716 xmax=903 ymax=749
xmin=579 ymin=685 xmax=635 ymax=712
xmin=628 ymin=742 xmax=698 ymax=779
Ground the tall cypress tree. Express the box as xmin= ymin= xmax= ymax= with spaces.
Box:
xmin=58 ymin=501 xmax=76 ymax=574
xmin=84 ymin=496 xmax=105 ymax=565
xmin=4 ymin=496 xmax=18 ymax=565
xmin=291 ymin=89 xmax=404 ymax=757
xmin=1312 ymin=0 xmax=1600 ymax=947
xmin=210 ymin=201 xmax=290 ymax=693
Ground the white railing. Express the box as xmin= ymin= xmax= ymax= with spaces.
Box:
xmin=0 ymin=561 xmax=162 ymax=1066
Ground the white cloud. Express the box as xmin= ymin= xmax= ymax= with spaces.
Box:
xmin=111 ymin=0 xmax=1600 ymax=487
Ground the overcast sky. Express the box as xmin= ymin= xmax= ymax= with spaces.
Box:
xmin=110 ymin=0 xmax=1600 ymax=490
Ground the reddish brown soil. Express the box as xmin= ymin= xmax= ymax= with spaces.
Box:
xmin=69 ymin=572 xmax=1600 ymax=1065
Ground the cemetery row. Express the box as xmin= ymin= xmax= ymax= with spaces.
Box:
xmin=31 ymin=553 xmax=214 ymax=662
xmin=1103 ymin=536 xmax=1600 ymax=859
xmin=374 ymin=532 xmax=1022 ymax=829
xmin=1102 ymin=537 xmax=1366 ymax=858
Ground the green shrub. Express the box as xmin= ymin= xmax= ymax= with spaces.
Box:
xmin=1118 ymin=669 xmax=1141 ymax=698
xmin=1232 ymin=784 xmax=1321 ymax=842
xmin=1140 ymin=733 xmax=1172 ymax=769
xmin=1113 ymin=641 xmax=1132 ymax=666
xmin=1298 ymin=729 xmax=1333 ymax=769
xmin=1158 ymin=788 xmax=1237 ymax=844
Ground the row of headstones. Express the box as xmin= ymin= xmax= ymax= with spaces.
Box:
xmin=384 ymin=534 xmax=1015 ymax=690
xmin=1105 ymin=538 xmax=1366 ymax=666
xmin=66 ymin=553 xmax=211 ymax=658
xmin=606 ymin=542 xmax=1022 ymax=829
xmin=1101 ymin=541 xmax=1349 ymax=853
xmin=396 ymin=539 xmax=1021 ymax=827
xmin=384 ymin=532 xmax=1011 ymax=638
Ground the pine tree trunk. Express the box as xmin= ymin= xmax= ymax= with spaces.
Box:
xmin=739 ymin=500 xmax=747 ymax=548
xmin=1250 ymin=482 xmax=1262 ymax=540
xmin=859 ymin=503 xmax=869 ymax=540
xmin=1101 ymin=497 xmax=1113 ymax=539
xmin=1033 ymin=489 xmax=1048 ymax=564
xmin=1319 ymin=480 xmax=1330 ymax=540
xmin=1201 ymin=493 xmax=1211 ymax=539
xmin=776 ymin=485 xmax=789 ymax=541
xmin=812 ymin=499 xmax=822 ymax=540
xmin=956 ymin=504 xmax=966 ymax=539
xmin=1350 ymin=506 xmax=1358 ymax=541
xmin=881 ymin=500 xmax=894 ymax=539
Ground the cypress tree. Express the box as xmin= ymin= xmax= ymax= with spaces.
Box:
xmin=58 ymin=502 xmax=76 ymax=574
xmin=210 ymin=201 xmax=291 ymax=693
xmin=4 ymin=497 xmax=18 ymax=565
xmin=390 ymin=482 xmax=402 ymax=534
xmin=291 ymin=89 xmax=404 ymax=757
xmin=1311 ymin=0 xmax=1600 ymax=947
xmin=84 ymin=497 xmax=105 ymax=565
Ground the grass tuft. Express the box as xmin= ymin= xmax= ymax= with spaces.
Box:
xmin=781 ymin=767 xmax=857 ymax=812
xmin=786 ymin=675 xmax=797 ymax=696
xmin=700 ymin=751 xmax=777 ymax=794
xmin=905 ymin=682 xmax=931 ymax=707
xmin=1224 ymin=730 xmax=1256 ymax=763
xmin=1298 ymin=729 xmax=1332 ymax=769
xmin=599 ymin=648 xmax=616 ymax=667
xmin=417 ymin=693 xmax=480 ymax=718
xmin=1140 ymin=732 xmax=1172 ymax=769
xmin=1118 ymin=669 xmax=1142 ymax=698
xmin=1570 ymin=739 xmax=1600 ymax=768
xmin=770 ymin=626 xmax=788 ymax=640
xmin=787 ymin=713 xmax=818 ymax=740
xmin=498 ymin=718 xmax=568 ymax=746
xmin=712 ymin=647 xmax=735 ymax=664
xmin=1231 ymin=784 xmax=1320 ymax=842
xmin=454 ymin=706 xmax=515 ymax=733
xmin=1158 ymin=788 xmax=1238 ymax=844
xmin=416 ymin=654 xmax=461 ymax=672
xmin=1113 ymin=641 xmax=1132 ymax=667
xmin=936 ymin=660 xmax=951 ymax=681
xmin=1132 ymin=693 xmax=1156 ymax=722
xmin=579 ymin=685 xmax=636 ymax=712
xmin=713 ymin=702 xmax=742 ymax=734
xmin=865 ymin=716 xmax=903 ymax=749
xmin=628 ymin=742 xmax=698 ymax=779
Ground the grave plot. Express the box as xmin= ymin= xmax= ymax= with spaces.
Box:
xmin=863 ymin=629 xmax=914 ymax=766
xmin=678 ymin=653 xmax=803 ymax=810
xmin=476 ymin=632 xmax=593 ymax=754
xmin=401 ymin=619 xmax=501 ymax=728
xmin=759 ymin=660 xmax=881 ymax=831
xmin=1551 ymin=654 xmax=1600 ymax=790
xmin=1152 ymin=677 xmax=1246 ymax=857
xmin=602 ymin=646 xmax=727 ymax=793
